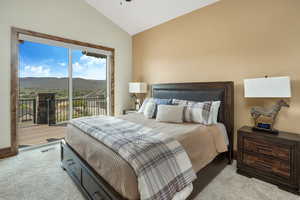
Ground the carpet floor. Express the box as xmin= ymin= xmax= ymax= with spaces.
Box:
xmin=0 ymin=144 xmax=299 ymax=200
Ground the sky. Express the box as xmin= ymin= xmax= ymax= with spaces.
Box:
xmin=19 ymin=41 xmax=107 ymax=80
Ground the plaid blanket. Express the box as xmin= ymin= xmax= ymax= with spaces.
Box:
xmin=69 ymin=116 xmax=196 ymax=200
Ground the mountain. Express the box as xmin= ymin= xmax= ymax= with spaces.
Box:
xmin=20 ymin=77 xmax=106 ymax=90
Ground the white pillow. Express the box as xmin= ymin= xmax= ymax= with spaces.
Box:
xmin=143 ymin=101 xmax=156 ymax=118
xmin=211 ymin=101 xmax=221 ymax=124
xmin=138 ymin=98 xmax=153 ymax=113
xmin=156 ymin=105 xmax=184 ymax=123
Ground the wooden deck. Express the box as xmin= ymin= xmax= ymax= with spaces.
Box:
xmin=18 ymin=124 xmax=67 ymax=147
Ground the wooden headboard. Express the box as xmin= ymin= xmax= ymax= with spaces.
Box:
xmin=151 ymin=82 xmax=234 ymax=162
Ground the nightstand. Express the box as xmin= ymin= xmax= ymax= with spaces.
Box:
xmin=123 ymin=109 xmax=138 ymax=115
xmin=237 ymin=126 xmax=300 ymax=195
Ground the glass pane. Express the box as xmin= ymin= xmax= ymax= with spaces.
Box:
xmin=72 ymin=50 xmax=107 ymax=119
xmin=18 ymin=40 xmax=69 ymax=148
xmin=19 ymin=41 xmax=70 ymax=126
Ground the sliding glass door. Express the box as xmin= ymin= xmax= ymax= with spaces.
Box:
xmin=16 ymin=31 xmax=113 ymax=148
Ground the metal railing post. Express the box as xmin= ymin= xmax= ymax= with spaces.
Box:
xmin=47 ymin=99 xmax=50 ymax=125
xmin=33 ymin=99 xmax=36 ymax=124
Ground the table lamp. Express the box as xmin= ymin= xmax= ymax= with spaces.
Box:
xmin=244 ymin=76 xmax=291 ymax=134
xmin=129 ymin=82 xmax=147 ymax=110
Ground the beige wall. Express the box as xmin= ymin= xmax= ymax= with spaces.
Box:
xmin=133 ymin=0 xmax=300 ymax=148
xmin=0 ymin=0 xmax=132 ymax=148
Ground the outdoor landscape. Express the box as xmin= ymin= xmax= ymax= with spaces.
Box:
xmin=20 ymin=77 xmax=107 ymax=98
xmin=18 ymin=40 xmax=108 ymax=125
xmin=19 ymin=77 xmax=107 ymax=125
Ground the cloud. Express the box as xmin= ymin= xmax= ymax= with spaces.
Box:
xmin=21 ymin=65 xmax=51 ymax=77
xmin=80 ymin=55 xmax=106 ymax=65
xmin=19 ymin=55 xmax=106 ymax=80
xmin=73 ymin=62 xmax=83 ymax=72
xmin=59 ymin=62 xmax=66 ymax=67
xmin=73 ymin=55 xmax=107 ymax=80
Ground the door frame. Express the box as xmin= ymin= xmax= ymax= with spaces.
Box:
xmin=10 ymin=27 xmax=115 ymax=155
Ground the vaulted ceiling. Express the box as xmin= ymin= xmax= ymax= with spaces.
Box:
xmin=85 ymin=0 xmax=219 ymax=35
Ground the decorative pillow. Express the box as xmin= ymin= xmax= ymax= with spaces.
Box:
xmin=156 ymin=105 xmax=184 ymax=123
xmin=143 ymin=101 xmax=156 ymax=118
xmin=172 ymin=99 xmax=188 ymax=105
xmin=199 ymin=101 xmax=220 ymax=124
xmin=154 ymin=98 xmax=172 ymax=105
xmin=153 ymin=98 xmax=172 ymax=117
xmin=211 ymin=101 xmax=221 ymax=124
xmin=173 ymin=99 xmax=221 ymax=125
xmin=183 ymin=101 xmax=214 ymax=125
xmin=138 ymin=98 xmax=153 ymax=113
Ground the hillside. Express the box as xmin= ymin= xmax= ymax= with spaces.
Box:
xmin=20 ymin=77 xmax=106 ymax=90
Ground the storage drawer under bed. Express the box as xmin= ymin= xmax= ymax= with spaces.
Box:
xmin=61 ymin=142 xmax=112 ymax=200
xmin=82 ymin=169 xmax=112 ymax=200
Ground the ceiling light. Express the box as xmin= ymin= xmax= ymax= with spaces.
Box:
xmin=120 ymin=0 xmax=132 ymax=6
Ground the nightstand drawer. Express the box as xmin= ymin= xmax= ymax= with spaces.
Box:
xmin=243 ymin=153 xmax=290 ymax=178
xmin=244 ymin=137 xmax=290 ymax=161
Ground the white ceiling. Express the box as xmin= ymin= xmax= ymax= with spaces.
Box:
xmin=85 ymin=0 xmax=219 ymax=35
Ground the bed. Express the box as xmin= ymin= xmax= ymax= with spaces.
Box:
xmin=61 ymin=82 xmax=234 ymax=200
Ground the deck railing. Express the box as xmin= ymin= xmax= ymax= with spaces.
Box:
xmin=19 ymin=97 xmax=107 ymax=125
xmin=19 ymin=98 xmax=36 ymax=123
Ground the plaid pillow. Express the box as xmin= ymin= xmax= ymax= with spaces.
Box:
xmin=183 ymin=101 xmax=213 ymax=125
xmin=172 ymin=99 xmax=220 ymax=125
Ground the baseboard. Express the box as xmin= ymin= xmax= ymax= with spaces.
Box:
xmin=20 ymin=140 xmax=61 ymax=152
xmin=0 ymin=147 xmax=17 ymax=159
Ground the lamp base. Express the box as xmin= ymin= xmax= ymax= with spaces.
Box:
xmin=252 ymin=127 xmax=279 ymax=134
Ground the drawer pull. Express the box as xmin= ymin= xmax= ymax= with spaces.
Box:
xmin=256 ymin=161 xmax=272 ymax=170
xmin=257 ymin=146 xmax=272 ymax=152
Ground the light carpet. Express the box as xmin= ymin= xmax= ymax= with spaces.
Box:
xmin=0 ymin=144 xmax=298 ymax=200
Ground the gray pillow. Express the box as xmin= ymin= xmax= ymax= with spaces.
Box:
xmin=143 ymin=101 xmax=156 ymax=118
xmin=156 ymin=105 xmax=184 ymax=123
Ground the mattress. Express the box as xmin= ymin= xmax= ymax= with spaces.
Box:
xmin=65 ymin=113 xmax=228 ymax=200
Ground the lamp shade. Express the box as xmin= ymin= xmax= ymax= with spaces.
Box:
xmin=129 ymin=82 xmax=147 ymax=93
xmin=244 ymin=76 xmax=291 ymax=98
